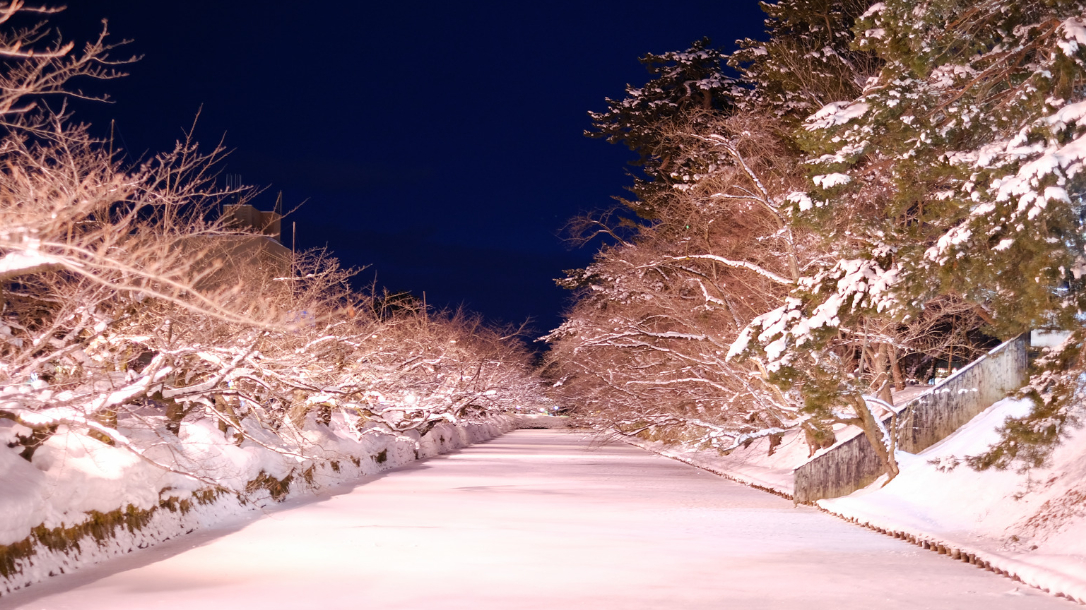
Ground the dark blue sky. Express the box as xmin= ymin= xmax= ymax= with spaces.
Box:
xmin=57 ymin=1 xmax=767 ymax=335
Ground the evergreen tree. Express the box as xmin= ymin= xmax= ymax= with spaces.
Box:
xmin=799 ymin=0 xmax=1086 ymax=336
xmin=586 ymin=38 xmax=736 ymax=217
xmin=730 ymin=0 xmax=879 ymax=124
xmin=732 ymin=0 xmax=1086 ymax=471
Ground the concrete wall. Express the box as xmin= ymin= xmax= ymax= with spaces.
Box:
xmin=793 ymin=335 xmax=1028 ymax=504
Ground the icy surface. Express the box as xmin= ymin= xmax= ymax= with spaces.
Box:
xmin=627 ymin=430 xmax=802 ymax=495
xmin=1 ymin=430 xmax=1071 ymax=609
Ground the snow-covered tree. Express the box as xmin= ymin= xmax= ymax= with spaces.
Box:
xmin=560 ymin=0 xmax=1040 ymax=477
xmin=731 ymin=0 xmax=1086 ymax=474
xmin=0 ymin=4 xmax=544 ymax=485
xmin=730 ymin=0 xmax=879 ymax=123
xmin=547 ymin=112 xmax=827 ymax=452
xmin=587 ymin=38 xmax=737 ymax=217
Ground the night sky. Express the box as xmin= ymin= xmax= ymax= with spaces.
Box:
xmin=55 ymin=1 xmax=766 ymax=336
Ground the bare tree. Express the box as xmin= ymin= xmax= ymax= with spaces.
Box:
xmin=545 ymin=112 xmax=820 ymax=452
xmin=0 ymin=4 xmax=544 ymax=487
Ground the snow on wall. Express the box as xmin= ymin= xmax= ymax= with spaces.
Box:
xmin=0 ymin=416 xmax=514 ymax=597
xmin=794 ymin=335 xmax=1028 ymax=503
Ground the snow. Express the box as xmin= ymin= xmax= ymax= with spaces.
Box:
xmin=994 ymin=131 xmax=1086 ymax=206
xmin=812 ymin=173 xmax=852 ymax=188
xmin=673 ymin=254 xmax=792 ymax=285
xmin=0 ymin=430 xmax=1068 ymax=610
xmin=1047 ymin=99 xmax=1086 ymax=129
xmin=1032 ymin=330 xmax=1074 ymax=348
xmin=786 ymin=191 xmax=815 ymax=211
xmin=623 ymin=428 xmax=803 ymax=496
xmin=0 ymin=432 xmax=46 ymax=548
xmin=1060 ymin=18 xmax=1086 ymax=56
xmin=623 ymin=384 xmax=967 ymax=498
xmin=0 ymin=413 xmax=515 ymax=596
xmin=0 ymin=250 xmax=59 ymax=279
xmin=512 ymin=414 xmax=569 ymax=429
xmin=805 ymin=101 xmax=871 ymax=131
xmin=860 ymin=2 xmax=886 ymax=19
xmin=821 ymin=397 xmax=1086 ymax=604
xmin=926 ymin=224 xmax=973 ymax=262
xmin=731 ymin=259 xmax=899 ymax=368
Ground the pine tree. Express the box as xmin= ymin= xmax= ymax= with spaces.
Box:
xmin=586 ymin=38 xmax=736 ymax=217
xmin=732 ymin=0 xmax=1086 ymax=471
xmin=799 ymin=0 xmax=1086 ymax=335
xmin=730 ymin=0 xmax=879 ymax=124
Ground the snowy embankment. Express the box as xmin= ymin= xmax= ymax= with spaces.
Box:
xmin=626 ymin=392 xmax=1086 ymax=603
xmin=819 ymin=397 xmax=1086 ymax=604
xmin=624 ymin=384 xmax=936 ymax=498
xmin=621 ymin=431 xmax=801 ymax=498
xmin=512 ymin=414 xmax=570 ymax=429
xmin=0 ymin=413 xmax=514 ymax=596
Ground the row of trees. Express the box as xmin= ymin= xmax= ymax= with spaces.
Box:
xmin=545 ymin=0 xmax=1086 ymax=479
xmin=0 ymin=4 xmax=543 ymax=481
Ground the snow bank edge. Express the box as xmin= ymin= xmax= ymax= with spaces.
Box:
xmin=815 ymin=501 xmax=1086 ymax=605
xmin=0 ymin=416 xmax=514 ymax=598
xmin=619 ymin=430 xmax=1084 ymax=605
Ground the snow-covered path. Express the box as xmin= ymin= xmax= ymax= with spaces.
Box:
xmin=0 ymin=430 xmax=1072 ymax=609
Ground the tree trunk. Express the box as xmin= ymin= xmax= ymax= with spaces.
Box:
xmin=890 ymin=344 xmax=906 ymax=391
xmin=873 ymin=344 xmax=894 ymax=406
xmin=767 ymin=432 xmax=784 ymax=456
xmin=159 ymin=392 xmax=189 ymax=435
xmin=214 ymin=394 xmax=242 ymax=442
xmin=849 ymin=394 xmax=899 ymax=481
xmin=802 ymin=420 xmax=835 ymax=457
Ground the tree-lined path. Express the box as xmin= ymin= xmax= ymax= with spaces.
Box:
xmin=0 ymin=431 xmax=1070 ymax=610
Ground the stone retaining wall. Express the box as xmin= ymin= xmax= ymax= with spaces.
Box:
xmin=793 ymin=335 xmax=1028 ymax=504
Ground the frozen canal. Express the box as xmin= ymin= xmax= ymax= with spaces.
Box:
xmin=0 ymin=430 xmax=1073 ymax=609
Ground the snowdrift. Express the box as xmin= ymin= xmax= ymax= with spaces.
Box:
xmin=820 ymin=397 xmax=1086 ymax=603
xmin=627 ymin=393 xmax=1086 ymax=603
xmin=0 ymin=413 xmax=514 ymax=596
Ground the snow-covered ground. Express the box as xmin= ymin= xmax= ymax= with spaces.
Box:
xmin=626 ymin=383 xmax=939 ymax=498
xmin=625 ymin=427 xmax=802 ymax=496
xmin=0 ymin=430 xmax=1072 ymax=609
xmin=511 ymin=413 xmax=569 ymax=429
xmin=0 ymin=413 xmax=513 ymax=596
xmin=626 ymin=388 xmax=1086 ymax=603
xmin=821 ymin=397 xmax=1086 ymax=604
